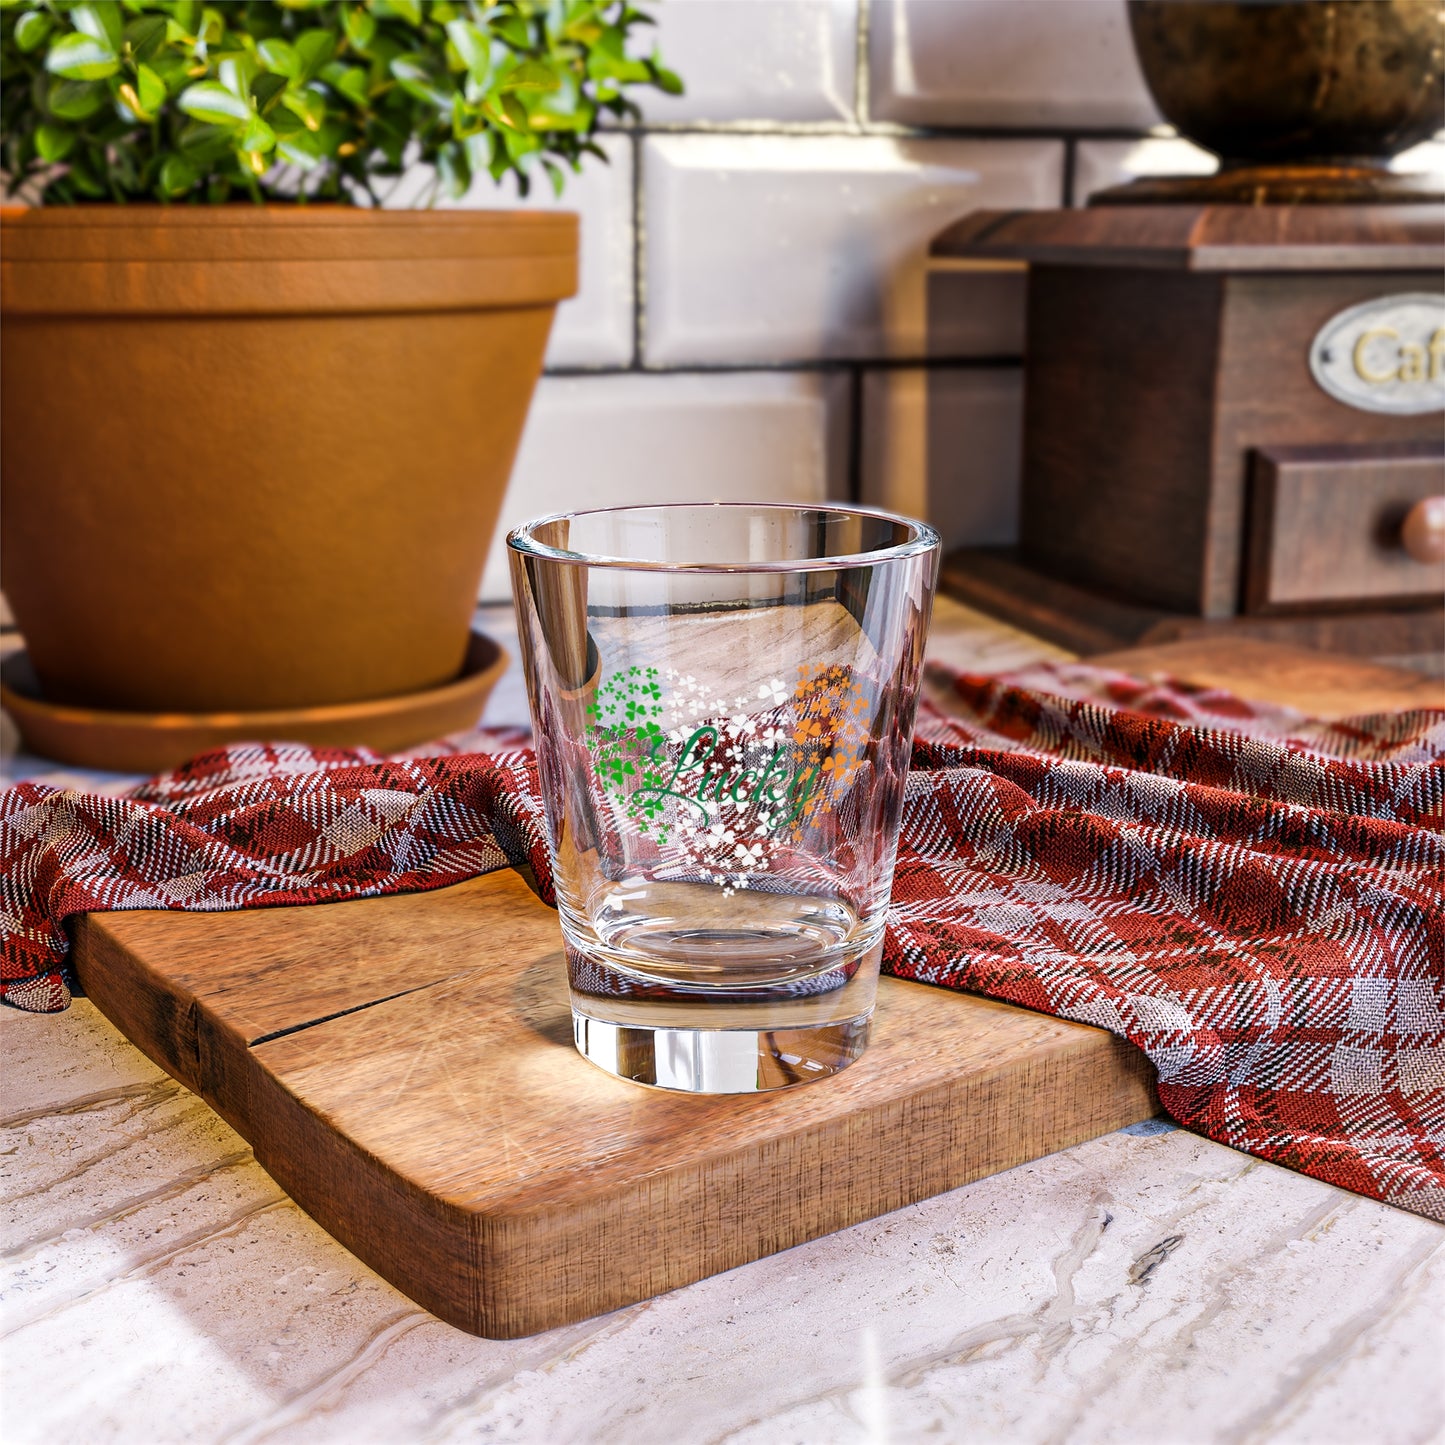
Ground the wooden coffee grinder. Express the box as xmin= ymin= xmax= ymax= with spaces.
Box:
xmin=935 ymin=0 xmax=1445 ymax=668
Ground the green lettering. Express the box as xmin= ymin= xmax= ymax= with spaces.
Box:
xmin=698 ymin=771 xmax=728 ymax=803
xmin=753 ymin=747 xmax=790 ymax=805
xmin=728 ymin=768 xmax=758 ymax=804
xmin=780 ymin=764 xmax=821 ymax=826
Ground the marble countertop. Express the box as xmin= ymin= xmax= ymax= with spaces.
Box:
xmin=3 ymin=600 xmax=1442 ymax=1445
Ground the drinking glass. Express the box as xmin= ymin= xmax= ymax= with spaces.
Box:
xmin=509 ymin=503 xmax=939 ymax=1093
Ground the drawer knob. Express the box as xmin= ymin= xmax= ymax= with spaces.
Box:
xmin=1400 ymin=496 xmax=1445 ymax=566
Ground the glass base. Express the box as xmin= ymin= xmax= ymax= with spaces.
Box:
xmin=572 ymin=1011 xmax=872 ymax=1093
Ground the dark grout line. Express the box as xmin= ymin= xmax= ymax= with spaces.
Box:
xmin=543 ymin=356 xmax=1024 ymax=380
xmin=846 ymin=364 xmax=864 ymax=506
xmin=600 ymin=119 xmax=1162 ymax=144
xmin=630 ymin=129 xmax=645 ymax=371
xmin=855 ymin=0 xmax=871 ymax=129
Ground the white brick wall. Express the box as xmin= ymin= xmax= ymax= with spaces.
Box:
xmin=480 ymin=371 xmax=850 ymax=597
xmin=640 ymin=0 xmax=857 ymax=124
xmin=407 ymin=0 xmax=1196 ymax=600
xmin=642 ymin=135 xmax=1060 ymax=365
xmin=868 ymin=0 xmax=1158 ymax=130
xmin=388 ymin=133 xmax=635 ymax=369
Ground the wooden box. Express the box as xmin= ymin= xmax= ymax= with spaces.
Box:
xmin=932 ymin=206 xmax=1445 ymax=661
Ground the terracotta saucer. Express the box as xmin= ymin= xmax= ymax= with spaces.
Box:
xmin=1 ymin=630 xmax=507 ymax=774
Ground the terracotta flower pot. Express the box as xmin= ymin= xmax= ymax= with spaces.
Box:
xmin=0 ymin=206 xmax=576 ymax=722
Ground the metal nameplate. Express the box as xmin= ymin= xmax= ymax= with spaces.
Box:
xmin=1309 ymin=292 xmax=1445 ymax=415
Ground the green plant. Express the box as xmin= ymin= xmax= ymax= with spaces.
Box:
xmin=0 ymin=0 xmax=679 ymax=204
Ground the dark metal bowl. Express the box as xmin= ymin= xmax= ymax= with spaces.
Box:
xmin=1128 ymin=0 xmax=1444 ymax=166
xmin=1100 ymin=0 xmax=1445 ymax=203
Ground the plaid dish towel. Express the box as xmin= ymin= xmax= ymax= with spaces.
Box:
xmin=2 ymin=664 xmax=1442 ymax=1221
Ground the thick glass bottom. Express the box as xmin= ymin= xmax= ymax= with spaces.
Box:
xmin=566 ymin=928 xmax=883 ymax=1093
xmin=572 ymin=1011 xmax=873 ymax=1093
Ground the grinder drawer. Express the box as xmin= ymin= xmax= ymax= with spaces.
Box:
xmin=1245 ymin=443 xmax=1445 ymax=613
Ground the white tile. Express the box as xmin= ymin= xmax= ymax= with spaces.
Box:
xmin=1392 ymin=132 xmax=1445 ymax=182
xmin=927 ymin=261 xmax=1027 ymax=357
xmin=1074 ymin=135 xmax=1218 ymax=204
xmin=479 ymin=371 xmax=851 ymax=598
xmin=640 ymin=0 xmax=857 ymax=123
xmin=643 ymin=135 xmax=1061 ymax=366
xmin=869 ymin=0 xmax=1160 ymax=130
xmin=385 ymin=134 xmax=633 ymax=369
xmin=860 ymin=367 xmax=1022 ymax=552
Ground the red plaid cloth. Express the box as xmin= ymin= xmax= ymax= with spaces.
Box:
xmin=3 ymin=665 xmax=1442 ymax=1220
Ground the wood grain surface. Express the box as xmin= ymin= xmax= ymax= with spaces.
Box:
xmin=1245 ymin=443 xmax=1445 ymax=611
xmin=68 ymin=641 xmax=1434 ymax=1338
xmin=941 ymin=546 xmax=1445 ymax=664
xmin=71 ymin=870 xmax=1156 ymax=1338
xmin=1088 ymin=637 xmax=1445 ymax=717
xmin=929 ymin=204 xmax=1445 ymax=272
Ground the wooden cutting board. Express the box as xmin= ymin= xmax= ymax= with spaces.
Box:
xmin=68 ymin=640 xmax=1437 ymax=1339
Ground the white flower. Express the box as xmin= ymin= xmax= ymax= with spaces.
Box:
xmin=729 ymin=714 xmax=758 ymax=737
xmin=734 ymin=841 xmax=764 ymax=868
xmin=760 ymin=724 xmax=788 ymax=747
xmin=706 ymin=822 xmax=736 ymax=848
xmin=759 ymin=677 xmax=788 ymax=706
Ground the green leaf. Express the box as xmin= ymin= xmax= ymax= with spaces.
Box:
xmin=342 ymin=6 xmax=375 ymax=51
xmin=239 ymin=113 xmax=275 ymax=153
xmin=44 ymin=32 xmax=120 ymax=81
xmin=177 ymin=79 xmax=252 ymax=126
xmin=13 ymin=10 xmax=52 ymax=51
xmin=216 ymin=55 xmax=249 ymax=97
xmin=177 ymin=119 xmax=233 ymax=163
xmin=389 ymin=55 xmax=449 ymax=107
xmin=34 ymin=122 xmax=75 ymax=162
xmin=251 ymin=71 xmax=287 ymax=110
xmin=500 ymin=59 xmax=561 ymax=93
xmin=444 ymin=18 xmax=490 ymax=84
xmin=257 ymin=37 xmax=298 ymax=78
xmin=3 ymin=0 xmax=683 ymax=204
xmin=276 ymin=127 xmax=322 ymax=167
xmin=135 ymin=61 xmax=167 ymax=112
xmin=45 ymin=78 xmax=108 ymax=119
xmin=158 ymin=153 xmax=197 ymax=195
xmin=72 ymin=2 xmax=123 ymax=51
xmin=500 ymin=92 xmax=529 ymax=130
xmin=496 ymin=15 xmax=530 ymax=48
xmin=293 ymin=28 xmax=336 ymax=81
xmin=170 ymin=0 xmax=200 ymax=37
xmin=281 ymin=86 xmax=326 ymax=129
xmin=436 ymin=140 xmax=469 ymax=199
xmin=372 ymin=0 xmax=421 ymax=24
xmin=320 ymin=61 xmax=366 ymax=106
xmin=122 ymin=13 xmax=166 ymax=60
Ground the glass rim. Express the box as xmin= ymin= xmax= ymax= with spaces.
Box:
xmin=506 ymin=501 xmax=941 ymax=574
